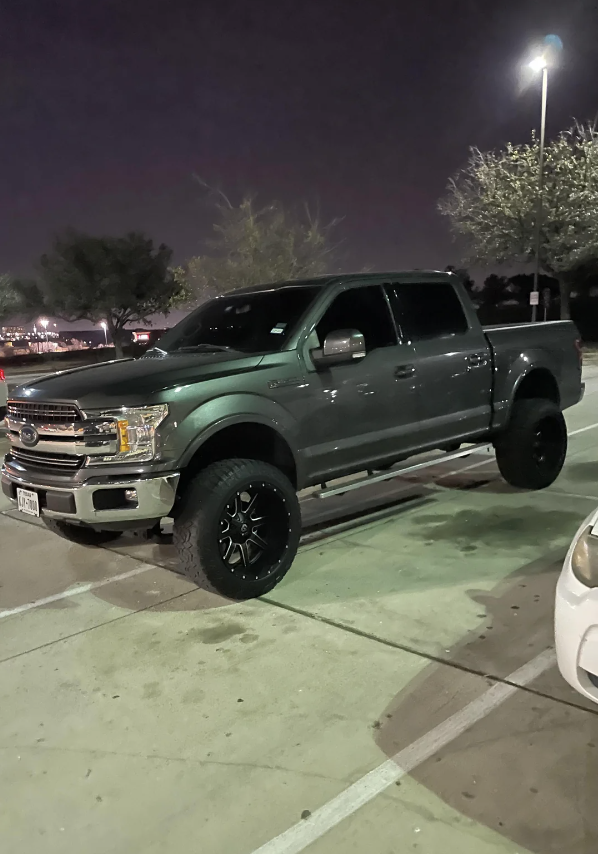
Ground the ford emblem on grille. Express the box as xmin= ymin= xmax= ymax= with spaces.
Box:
xmin=19 ymin=425 xmax=40 ymax=448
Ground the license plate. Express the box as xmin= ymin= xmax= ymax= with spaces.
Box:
xmin=17 ymin=488 xmax=40 ymax=517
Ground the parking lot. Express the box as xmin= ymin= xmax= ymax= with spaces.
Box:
xmin=2 ymin=369 xmax=598 ymax=854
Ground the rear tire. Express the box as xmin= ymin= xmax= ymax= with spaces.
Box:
xmin=494 ymin=399 xmax=567 ymax=490
xmin=173 ymin=458 xmax=301 ymax=599
xmin=43 ymin=519 xmax=123 ymax=545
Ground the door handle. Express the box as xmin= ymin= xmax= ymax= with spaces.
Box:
xmin=395 ymin=364 xmax=416 ymax=379
xmin=467 ymin=353 xmax=487 ymax=368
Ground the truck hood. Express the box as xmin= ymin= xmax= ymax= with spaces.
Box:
xmin=11 ymin=352 xmax=265 ymax=410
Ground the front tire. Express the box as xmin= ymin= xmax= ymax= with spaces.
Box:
xmin=173 ymin=459 xmax=301 ymax=599
xmin=494 ymin=398 xmax=567 ymax=490
xmin=43 ymin=519 xmax=123 ymax=545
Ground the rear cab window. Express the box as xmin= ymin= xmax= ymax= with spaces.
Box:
xmin=385 ymin=281 xmax=469 ymax=342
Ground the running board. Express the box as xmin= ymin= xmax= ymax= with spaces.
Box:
xmin=315 ymin=444 xmax=493 ymax=499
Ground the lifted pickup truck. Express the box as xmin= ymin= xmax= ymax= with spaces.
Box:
xmin=2 ymin=271 xmax=584 ymax=598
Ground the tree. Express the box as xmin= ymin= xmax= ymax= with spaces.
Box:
xmin=0 ymin=274 xmax=20 ymax=322
xmin=439 ymin=123 xmax=598 ymax=319
xmin=0 ymin=274 xmax=43 ymax=324
xmin=481 ymin=274 xmax=510 ymax=308
xmin=176 ymin=187 xmax=340 ymax=301
xmin=34 ymin=231 xmax=188 ymax=358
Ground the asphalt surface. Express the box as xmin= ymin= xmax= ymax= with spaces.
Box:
xmin=2 ymin=370 xmax=598 ymax=853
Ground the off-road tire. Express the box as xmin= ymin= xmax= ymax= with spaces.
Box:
xmin=173 ymin=458 xmax=301 ymax=599
xmin=494 ymin=398 xmax=567 ymax=490
xmin=43 ymin=518 xmax=123 ymax=545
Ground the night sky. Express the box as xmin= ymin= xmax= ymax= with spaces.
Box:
xmin=3 ymin=0 xmax=598 ymax=282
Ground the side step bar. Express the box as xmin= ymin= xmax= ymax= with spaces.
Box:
xmin=315 ymin=444 xmax=494 ymax=499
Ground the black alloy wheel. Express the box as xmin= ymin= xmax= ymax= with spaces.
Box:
xmin=173 ymin=458 xmax=301 ymax=599
xmin=218 ymin=484 xmax=290 ymax=580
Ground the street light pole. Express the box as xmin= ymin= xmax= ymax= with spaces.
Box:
xmin=39 ymin=318 xmax=49 ymax=353
xmin=530 ymin=59 xmax=548 ymax=322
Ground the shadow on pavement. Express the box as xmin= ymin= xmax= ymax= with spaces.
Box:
xmin=374 ymin=552 xmax=598 ymax=854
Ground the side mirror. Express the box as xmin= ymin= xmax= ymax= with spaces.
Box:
xmin=311 ymin=329 xmax=366 ymax=368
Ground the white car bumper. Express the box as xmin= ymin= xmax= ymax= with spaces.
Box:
xmin=555 ymin=508 xmax=598 ymax=704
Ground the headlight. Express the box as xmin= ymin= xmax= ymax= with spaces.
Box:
xmin=86 ymin=404 xmax=168 ymax=465
xmin=571 ymin=526 xmax=598 ymax=587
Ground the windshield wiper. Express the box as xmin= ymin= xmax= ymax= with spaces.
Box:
xmin=174 ymin=344 xmax=236 ymax=353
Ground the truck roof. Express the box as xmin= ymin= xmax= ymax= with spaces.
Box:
xmin=225 ymin=270 xmax=454 ymax=296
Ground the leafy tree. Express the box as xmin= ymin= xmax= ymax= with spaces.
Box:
xmin=33 ymin=231 xmax=188 ymax=358
xmin=0 ymin=274 xmax=20 ymax=322
xmin=481 ymin=274 xmax=510 ymax=308
xmin=0 ymin=274 xmax=43 ymax=324
xmin=439 ymin=123 xmax=598 ymax=319
xmin=176 ymin=186 xmax=340 ymax=301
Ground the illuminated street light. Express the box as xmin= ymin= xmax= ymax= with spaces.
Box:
xmin=100 ymin=320 xmax=108 ymax=346
xmin=529 ymin=55 xmax=547 ymax=73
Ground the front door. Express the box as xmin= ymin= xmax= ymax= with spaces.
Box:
xmin=299 ymin=283 xmax=419 ymax=481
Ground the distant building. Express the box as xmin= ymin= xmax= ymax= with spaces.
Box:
xmin=1 ymin=326 xmax=25 ymax=340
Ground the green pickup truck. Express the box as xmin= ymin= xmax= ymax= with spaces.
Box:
xmin=2 ymin=271 xmax=584 ymax=598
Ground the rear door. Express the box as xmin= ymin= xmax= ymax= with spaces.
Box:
xmin=385 ymin=280 xmax=493 ymax=445
xmin=299 ymin=283 xmax=419 ymax=480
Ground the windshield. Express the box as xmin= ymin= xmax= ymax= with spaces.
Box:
xmin=153 ymin=286 xmax=320 ymax=356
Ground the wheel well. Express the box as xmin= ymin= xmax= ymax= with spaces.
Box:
xmin=514 ymin=369 xmax=560 ymax=406
xmin=179 ymin=423 xmax=298 ymax=493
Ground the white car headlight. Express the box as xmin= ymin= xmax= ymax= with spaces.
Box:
xmin=571 ymin=526 xmax=598 ymax=587
xmin=86 ymin=404 xmax=169 ymax=465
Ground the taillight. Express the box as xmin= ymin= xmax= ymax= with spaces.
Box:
xmin=0 ymin=368 xmax=5 ymax=382
xmin=575 ymin=339 xmax=583 ymax=367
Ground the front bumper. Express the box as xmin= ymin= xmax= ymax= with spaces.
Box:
xmin=1 ymin=464 xmax=179 ymax=527
xmin=555 ymin=508 xmax=598 ymax=704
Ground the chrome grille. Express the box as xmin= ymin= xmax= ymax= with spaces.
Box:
xmin=7 ymin=401 xmax=81 ymax=424
xmin=9 ymin=447 xmax=84 ymax=472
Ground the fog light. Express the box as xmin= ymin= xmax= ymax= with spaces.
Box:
xmin=125 ymin=489 xmax=137 ymax=503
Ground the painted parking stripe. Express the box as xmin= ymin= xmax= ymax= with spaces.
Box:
xmin=0 ymin=564 xmax=154 ymax=620
xmin=249 ymin=649 xmax=556 ymax=854
xmin=568 ymin=421 xmax=598 ymax=437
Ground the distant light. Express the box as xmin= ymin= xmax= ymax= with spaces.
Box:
xmin=100 ymin=321 xmax=107 ymax=330
xmin=529 ymin=55 xmax=547 ymax=72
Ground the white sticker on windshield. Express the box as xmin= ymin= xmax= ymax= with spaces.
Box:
xmin=270 ymin=323 xmax=287 ymax=334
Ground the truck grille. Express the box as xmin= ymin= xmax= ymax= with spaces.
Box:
xmin=9 ymin=447 xmax=84 ymax=473
xmin=7 ymin=401 xmax=81 ymax=424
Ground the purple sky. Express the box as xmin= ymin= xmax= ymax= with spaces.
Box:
xmin=2 ymin=0 xmax=598 ymax=315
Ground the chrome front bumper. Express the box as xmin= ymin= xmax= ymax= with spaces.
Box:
xmin=1 ymin=464 xmax=179 ymax=526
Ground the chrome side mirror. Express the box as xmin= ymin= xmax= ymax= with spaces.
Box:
xmin=311 ymin=329 xmax=366 ymax=368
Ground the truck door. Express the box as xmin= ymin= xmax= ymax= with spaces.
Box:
xmin=299 ymin=283 xmax=419 ymax=481
xmin=385 ymin=280 xmax=493 ymax=445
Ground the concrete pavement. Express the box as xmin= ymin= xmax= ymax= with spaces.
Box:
xmin=1 ymin=372 xmax=598 ymax=853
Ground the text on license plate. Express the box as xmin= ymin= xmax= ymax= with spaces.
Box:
xmin=17 ymin=488 xmax=40 ymax=517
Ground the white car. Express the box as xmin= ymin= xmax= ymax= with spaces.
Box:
xmin=555 ymin=507 xmax=598 ymax=703
xmin=0 ymin=368 xmax=7 ymax=422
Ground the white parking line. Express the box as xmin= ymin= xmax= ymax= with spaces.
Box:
xmin=568 ymin=421 xmax=598 ymax=437
xmin=250 ymin=649 xmax=556 ymax=854
xmin=0 ymin=564 xmax=154 ymax=620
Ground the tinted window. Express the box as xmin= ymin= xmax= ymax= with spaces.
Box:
xmin=387 ymin=282 xmax=469 ymax=341
xmin=154 ymin=287 xmax=320 ymax=355
xmin=315 ymin=286 xmax=396 ymax=353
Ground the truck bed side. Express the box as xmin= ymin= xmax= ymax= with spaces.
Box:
xmin=483 ymin=320 xmax=582 ymax=431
